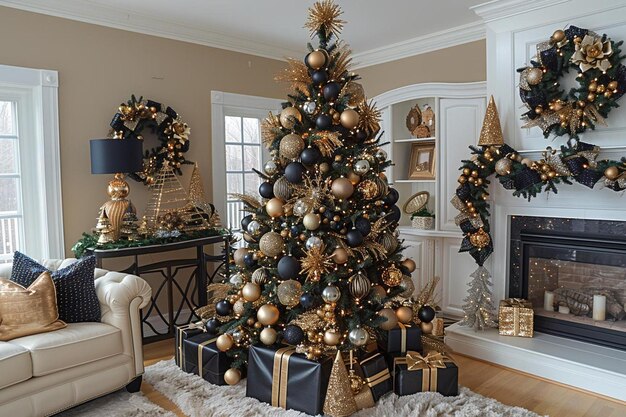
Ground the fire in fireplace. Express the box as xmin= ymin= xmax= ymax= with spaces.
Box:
xmin=509 ymin=216 xmax=626 ymax=350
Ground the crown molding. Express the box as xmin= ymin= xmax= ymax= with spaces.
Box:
xmin=471 ymin=0 xmax=570 ymax=23
xmin=352 ymin=21 xmax=486 ymax=69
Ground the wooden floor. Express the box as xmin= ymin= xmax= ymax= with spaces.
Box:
xmin=141 ymin=339 xmax=626 ymax=417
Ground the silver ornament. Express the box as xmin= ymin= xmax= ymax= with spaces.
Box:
xmin=293 ymin=199 xmax=312 ymax=217
xmin=354 ymin=160 xmax=370 ymax=175
xmin=229 ymin=273 xmax=244 ymax=287
xmin=399 ymin=275 xmax=416 ymax=298
xmin=375 ymin=149 xmax=387 ymax=161
xmin=264 ymin=160 xmax=278 ymax=176
xmin=232 ymin=329 xmax=244 ymax=344
xmin=247 ymin=220 xmax=261 ymax=235
xmin=322 ymin=285 xmax=341 ymax=303
xmin=303 ymin=101 xmax=317 ymax=114
xmin=348 ymin=327 xmax=369 ymax=346
xmin=495 ymin=158 xmax=513 ymax=176
xmin=306 ymin=236 xmax=323 ymax=250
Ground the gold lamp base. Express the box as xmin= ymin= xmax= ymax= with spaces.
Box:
xmin=99 ymin=173 xmax=135 ymax=241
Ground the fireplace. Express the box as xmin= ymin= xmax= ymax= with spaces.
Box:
xmin=509 ymin=216 xmax=626 ymax=350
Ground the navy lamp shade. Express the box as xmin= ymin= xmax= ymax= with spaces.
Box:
xmin=90 ymin=138 xmax=143 ymax=174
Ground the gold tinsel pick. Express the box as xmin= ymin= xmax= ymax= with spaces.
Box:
xmin=274 ymin=58 xmax=311 ymax=98
xmin=261 ymin=112 xmax=282 ymax=148
xmin=300 ymin=243 xmax=333 ymax=281
xmin=228 ymin=193 xmax=262 ymax=210
xmin=330 ymin=42 xmax=353 ymax=80
xmin=478 ymin=95 xmax=504 ymax=146
xmin=414 ymin=276 xmax=440 ymax=309
xmin=304 ymin=0 xmax=346 ymax=39
xmin=358 ymin=100 xmax=381 ymax=134
xmin=323 ymin=351 xmax=358 ymax=417
xmin=312 ymin=131 xmax=343 ymax=157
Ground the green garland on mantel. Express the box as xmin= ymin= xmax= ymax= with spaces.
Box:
xmin=72 ymin=228 xmax=228 ymax=259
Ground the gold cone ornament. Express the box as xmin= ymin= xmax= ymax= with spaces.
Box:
xmin=478 ymin=95 xmax=504 ymax=147
xmin=323 ymin=351 xmax=358 ymax=417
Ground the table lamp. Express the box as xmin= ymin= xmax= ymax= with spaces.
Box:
xmin=90 ymin=138 xmax=143 ymax=240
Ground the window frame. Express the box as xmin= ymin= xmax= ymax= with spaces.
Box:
xmin=211 ymin=91 xmax=282 ymax=231
xmin=0 ymin=64 xmax=63 ymax=260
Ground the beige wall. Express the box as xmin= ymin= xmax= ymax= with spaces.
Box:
xmin=357 ymin=40 xmax=486 ymax=97
xmin=0 ymin=6 xmax=286 ymax=255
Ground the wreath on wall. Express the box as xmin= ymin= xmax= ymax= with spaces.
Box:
xmin=110 ymin=95 xmax=192 ymax=184
xmin=519 ymin=26 xmax=626 ymax=140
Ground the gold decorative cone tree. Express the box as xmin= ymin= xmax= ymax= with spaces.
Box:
xmin=211 ymin=0 xmax=414 ymax=372
xmin=477 ymin=95 xmax=504 ymax=147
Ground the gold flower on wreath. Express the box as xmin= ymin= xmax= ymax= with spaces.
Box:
xmin=571 ymin=34 xmax=613 ymax=72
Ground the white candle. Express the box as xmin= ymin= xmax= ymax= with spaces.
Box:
xmin=593 ymin=295 xmax=606 ymax=321
xmin=544 ymin=291 xmax=555 ymax=311
xmin=558 ymin=305 xmax=570 ymax=314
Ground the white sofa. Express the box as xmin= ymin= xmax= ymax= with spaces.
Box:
xmin=0 ymin=259 xmax=152 ymax=416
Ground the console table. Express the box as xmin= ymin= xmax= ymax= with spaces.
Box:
xmin=89 ymin=235 xmax=230 ymax=343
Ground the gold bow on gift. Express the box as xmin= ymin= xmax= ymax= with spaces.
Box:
xmin=404 ymin=351 xmax=447 ymax=371
xmin=502 ymin=298 xmax=530 ymax=308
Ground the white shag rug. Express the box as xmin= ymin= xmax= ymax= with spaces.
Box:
xmin=144 ymin=359 xmax=545 ymax=417
xmin=57 ymin=390 xmax=175 ymax=417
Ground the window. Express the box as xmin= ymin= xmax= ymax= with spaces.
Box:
xmin=0 ymin=65 xmax=63 ymax=261
xmin=211 ymin=91 xmax=282 ymax=235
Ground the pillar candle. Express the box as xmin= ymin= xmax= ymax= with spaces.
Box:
xmin=558 ymin=305 xmax=570 ymax=314
xmin=544 ymin=291 xmax=554 ymax=311
xmin=592 ymin=295 xmax=606 ymax=321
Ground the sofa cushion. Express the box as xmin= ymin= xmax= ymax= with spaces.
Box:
xmin=0 ymin=342 xmax=32 ymax=389
xmin=8 ymin=323 xmax=123 ymax=377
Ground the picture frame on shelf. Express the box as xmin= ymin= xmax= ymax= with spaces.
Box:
xmin=408 ymin=142 xmax=436 ymax=179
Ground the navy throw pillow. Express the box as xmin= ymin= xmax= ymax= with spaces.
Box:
xmin=10 ymin=252 xmax=101 ymax=323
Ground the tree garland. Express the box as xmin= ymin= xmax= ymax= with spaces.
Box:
xmin=452 ymin=142 xmax=626 ymax=266
xmin=109 ymin=95 xmax=192 ymax=185
xmin=519 ymin=26 xmax=626 ymax=140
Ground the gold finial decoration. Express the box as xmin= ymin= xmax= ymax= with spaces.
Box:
xmin=304 ymin=0 xmax=345 ymax=39
xmin=478 ymin=95 xmax=504 ymax=146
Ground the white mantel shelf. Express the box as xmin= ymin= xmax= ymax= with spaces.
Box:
xmin=445 ymin=323 xmax=626 ymax=401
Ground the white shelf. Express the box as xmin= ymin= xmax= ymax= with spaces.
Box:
xmin=394 ymin=136 xmax=437 ymax=143
xmin=394 ymin=179 xmax=436 ymax=183
xmin=398 ymin=226 xmax=460 ymax=238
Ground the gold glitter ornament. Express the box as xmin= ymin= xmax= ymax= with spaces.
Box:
xmin=277 ymin=279 xmax=303 ymax=307
xmin=344 ymin=82 xmax=365 ymax=107
xmin=478 ymin=96 xmax=504 ymax=146
xmin=279 ymin=107 xmax=302 ymax=130
xmin=381 ymin=265 xmax=403 ymax=287
xmin=259 ymin=232 xmax=284 ymax=257
xmin=469 ymin=228 xmax=491 ymax=249
xmin=279 ymin=133 xmax=305 ymax=160
xmin=273 ymin=176 xmax=292 ymax=200
xmin=495 ymin=158 xmax=513 ymax=176
xmin=323 ymin=351 xmax=358 ymax=417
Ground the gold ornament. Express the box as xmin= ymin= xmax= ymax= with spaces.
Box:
xmin=323 ymin=351 xmax=358 ymax=417
xmin=224 ymin=368 xmax=241 ymax=385
xmin=273 ymin=176 xmax=292 ymax=201
xmin=304 ymin=0 xmax=346 ymax=39
xmin=257 ymin=304 xmax=280 ymax=325
xmin=233 ymin=299 xmax=246 ymax=315
xmin=324 ymin=328 xmax=342 ymax=346
xmin=521 ymin=158 xmax=533 ymax=167
xmin=495 ymin=158 xmax=513 ymax=176
xmin=378 ymin=308 xmax=398 ymax=330
xmin=356 ymin=179 xmax=377 ymax=200
xmin=346 ymin=171 xmax=360 ymax=185
xmin=303 ymin=213 xmax=321 ymax=230
xmin=344 ymin=82 xmax=365 ymax=107
xmin=608 ymin=80 xmax=619 ymax=90
xmin=331 ymin=247 xmax=349 ymax=264
xmin=340 ymin=108 xmax=360 ymax=129
xmin=279 ymin=133 xmax=305 ymax=160
xmin=396 ymin=306 xmax=413 ymax=324
xmin=420 ymin=321 xmax=433 ymax=334
xmin=259 ymin=232 xmax=284 ymax=257
xmin=604 ymin=166 xmax=620 ymax=180
xmin=571 ymin=34 xmax=613 ymax=73
xmin=242 ymin=282 xmax=262 ymax=302
xmin=277 ymin=280 xmax=303 ymax=307
xmin=469 ymin=228 xmax=491 ymax=249
xmin=552 ymin=29 xmax=566 ymax=43
xmin=478 ymin=95 xmax=504 ymax=146
xmin=216 ymin=334 xmax=234 ymax=352
xmin=260 ymin=327 xmax=278 ymax=345
xmin=381 ymin=265 xmax=403 ymax=287
xmin=331 ymin=177 xmax=354 ymax=199
xmin=279 ymin=107 xmax=302 ymax=130
xmin=301 ymin=243 xmax=333 ymax=282
xmin=380 ymin=232 xmax=398 ymax=254
xmin=252 ymin=267 xmax=269 ymax=285
xmin=371 ymin=285 xmax=387 ymax=300
xmin=402 ymin=258 xmax=416 ymax=273
xmin=265 ymin=198 xmax=284 ymax=218
xmin=349 ymin=272 xmax=371 ymax=300
xmin=526 ymin=67 xmax=543 ymax=85
xmin=307 ymin=49 xmax=328 ymax=70
xmin=233 ymin=248 xmax=249 ymax=267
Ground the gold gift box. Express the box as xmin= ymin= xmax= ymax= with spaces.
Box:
xmin=498 ymin=298 xmax=534 ymax=337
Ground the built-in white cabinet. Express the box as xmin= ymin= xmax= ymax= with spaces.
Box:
xmin=374 ymin=83 xmax=486 ymax=316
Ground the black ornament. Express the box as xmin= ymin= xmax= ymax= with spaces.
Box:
xmin=277 ymin=255 xmax=300 ymax=280
xmin=387 ymin=205 xmax=401 ymax=223
xmin=282 ymin=324 xmax=305 ymax=345
xmin=241 ymin=214 xmax=253 ymax=231
xmin=290 ymin=225 xmax=300 ymax=236
xmin=384 ymin=188 xmax=399 ymax=206
xmin=355 ymin=130 xmax=368 ymax=141
xmin=244 ymin=253 xmax=257 ymax=268
xmin=300 ymin=147 xmax=322 ymax=165
xmin=299 ymin=292 xmax=315 ymax=309
xmin=316 ymin=114 xmax=332 ymax=130
xmin=311 ymin=70 xmax=329 ymax=85
xmin=323 ymin=82 xmax=341 ymax=101
xmin=205 ymin=318 xmax=221 ymax=334
xmin=259 ymin=182 xmax=274 ymax=199
xmin=285 ymin=162 xmax=305 ymax=183
xmin=215 ymin=300 xmax=232 ymax=316
xmin=417 ymin=305 xmax=436 ymax=323
xmin=354 ymin=216 xmax=371 ymax=236
xmin=346 ymin=229 xmax=364 ymax=247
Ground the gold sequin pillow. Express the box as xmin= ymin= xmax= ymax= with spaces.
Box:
xmin=0 ymin=272 xmax=67 ymax=341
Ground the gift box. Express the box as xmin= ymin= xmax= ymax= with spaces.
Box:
xmin=182 ymin=332 xmax=232 ymax=385
xmin=391 ymin=351 xmax=458 ymax=396
xmin=499 ymin=298 xmax=534 ymax=337
xmin=379 ymin=322 xmax=422 ymax=354
xmin=175 ymin=322 xmax=205 ymax=368
xmin=246 ymin=344 xmax=333 ymax=415
xmin=357 ymin=351 xmax=393 ymax=401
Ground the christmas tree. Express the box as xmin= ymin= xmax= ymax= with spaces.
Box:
xmin=458 ymin=266 xmax=497 ymax=330
xmin=209 ymin=0 xmax=414 ymax=373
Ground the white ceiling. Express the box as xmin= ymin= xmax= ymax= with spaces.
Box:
xmin=0 ymin=0 xmax=487 ymax=67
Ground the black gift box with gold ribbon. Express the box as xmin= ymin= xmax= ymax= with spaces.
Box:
xmin=390 ymin=351 xmax=458 ymax=396
xmin=246 ymin=344 xmax=333 ymax=415
xmin=175 ymin=323 xmax=204 ymax=368
xmin=182 ymin=332 xmax=233 ymax=385
xmin=379 ymin=323 xmax=422 ymax=354
xmin=356 ymin=351 xmax=393 ymax=401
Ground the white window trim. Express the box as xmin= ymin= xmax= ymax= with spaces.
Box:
xmin=211 ymin=91 xmax=282 ymax=227
xmin=0 ymin=64 xmax=63 ymax=259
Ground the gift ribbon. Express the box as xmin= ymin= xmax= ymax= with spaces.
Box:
xmin=398 ymin=322 xmax=408 ymax=353
xmin=393 ymin=351 xmax=455 ymax=392
xmin=197 ymin=337 xmax=218 ymax=377
xmin=176 ymin=321 xmax=205 ymax=369
xmin=501 ymin=299 xmax=532 ymax=336
xmin=271 ymin=346 xmax=296 ymax=409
